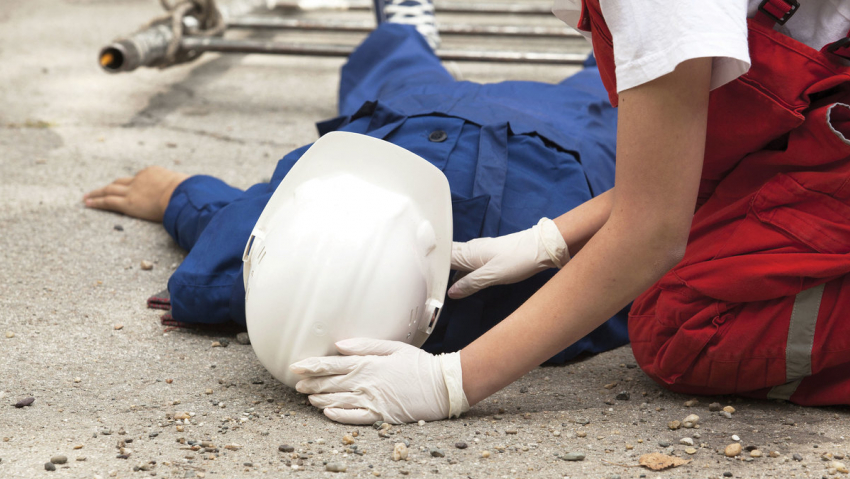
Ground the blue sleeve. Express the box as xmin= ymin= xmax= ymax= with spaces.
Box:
xmin=163 ymin=175 xmax=244 ymax=252
xmin=166 ymin=147 xmax=308 ymax=326
xmin=167 ymin=181 xmax=274 ymax=326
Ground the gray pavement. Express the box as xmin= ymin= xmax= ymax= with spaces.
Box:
xmin=0 ymin=0 xmax=848 ymax=478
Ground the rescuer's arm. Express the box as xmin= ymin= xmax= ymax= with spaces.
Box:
xmin=291 ymin=58 xmax=711 ymax=425
xmin=460 ymin=57 xmax=712 ymax=405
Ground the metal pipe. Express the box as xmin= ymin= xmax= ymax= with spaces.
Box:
xmin=273 ymin=1 xmax=554 ymax=15
xmin=99 ymin=23 xmax=176 ymax=73
xmin=180 ymin=36 xmax=586 ymax=64
xmin=100 ymin=24 xmax=585 ymax=73
xmin=227 ymin=16 xmax=582 ymax=38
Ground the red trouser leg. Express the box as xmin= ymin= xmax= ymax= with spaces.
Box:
xmin=629 ymin=103 xmax=850 ymax=406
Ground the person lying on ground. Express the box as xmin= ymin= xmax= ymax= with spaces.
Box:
xmin=84 ymin=1 xmax=628 ymax=424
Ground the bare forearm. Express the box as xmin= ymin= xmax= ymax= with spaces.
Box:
xmin=553 ymin=188 xmax=614 ymax=256
xmin=460 ymin=57 xmax=713 ymax=406
xmin=460 ymin=216 xmax=681 ymax=404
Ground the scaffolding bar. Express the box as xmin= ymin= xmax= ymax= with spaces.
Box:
xmin=180 ymin=36 xmax=586 ymax=65
xmin=272 ymin=1 xmax=554 ymax=15
xmin=227 ymin=16 xmax=582 ymax=38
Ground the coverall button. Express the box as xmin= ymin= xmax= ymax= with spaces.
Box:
xmin=428 ymin=130 xmax=448 ymax=142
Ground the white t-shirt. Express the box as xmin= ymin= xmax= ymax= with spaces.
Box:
xmin=552 ymin=0 xmax=850 ymax=93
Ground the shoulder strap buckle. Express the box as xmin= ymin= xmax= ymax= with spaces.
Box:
xmin=757 ymin=0 xmax=799 ymax=26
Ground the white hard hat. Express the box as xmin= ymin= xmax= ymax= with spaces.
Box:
xmin=242 ymin=131 xmax=453 ymax=388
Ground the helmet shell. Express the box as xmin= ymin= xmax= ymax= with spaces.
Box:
xmin=242 ymin=132 xmax=452 ymax=388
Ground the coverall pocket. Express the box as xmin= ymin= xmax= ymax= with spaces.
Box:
xmin=752 ymin=173 xmax=850 ymax=255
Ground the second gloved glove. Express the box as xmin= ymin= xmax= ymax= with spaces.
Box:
xmin=448 ymin=217 xmax=570 ymax=299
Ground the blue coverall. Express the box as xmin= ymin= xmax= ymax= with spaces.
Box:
xmin=162 ymin=24 xmax=628 ymax=363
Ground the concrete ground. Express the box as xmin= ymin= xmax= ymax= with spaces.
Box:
xmin=1 ymin=0 xmax=848 ymax=478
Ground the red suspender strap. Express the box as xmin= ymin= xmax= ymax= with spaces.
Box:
xmin=824 ymin=29 xmax=850 ymax=61
xmin=754 ymin=0 xmax=799 ymax=27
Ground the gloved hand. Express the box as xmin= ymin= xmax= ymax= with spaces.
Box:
xmin=448 ymin=217 xmax=570 ymax=299
xmin=290 ymin=338 xmax=469 ymax=425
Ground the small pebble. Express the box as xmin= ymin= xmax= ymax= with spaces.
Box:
xmin=373 ymin=421 xmax=385 ymax=430
xmin=279 ymin=445 xmax=294 ymax=453
xmin=683 ymin=414 xmax=700 ymax=428
xmin=114 ymin=324 xmax=123 ymax=331
xmin=769 ymin=451 xmax=781 ymax=458
xmin=417 ymin=420 xmax=425 ymax=426
xmin=76 ymin=456 xmax=86 ymax=461
xmin=668 ymin=420 xmax=681 ymax=430
xmin=576 ymin=431 xmax=587 ymax=438
xmin=326 ymin=463 xmax=347 ymax=473
xmin=831 ymin=461 xmax=848 ymax=473
xmin=680 ymin=438 xmax=694 ymax=446
xmin=732 ymin=434 xmax=741 ymax=441
xmin=44 ymin=462 xmax=56 ymax=471
xmin=455 ymin=442 xmax=467 ymax=449
xmin=615 ymin=391 xmax=630 ymax=401
xmin=722 ymin=411 xmax=733 ymax=419
xmin=506 ymin=429 xmax=518 ymax=435
xmin=140 ymin=260 xmax=154 ymax=270
xmin=4 ymin=331 xmax=14 ymax=338
xmin=235 ymin=332 xmax=250 ymax=345
xmin=481 ymin=451 xmax=491 ymax=459
xmin=723 ymin=473 xmax=732 ymax=478
xmin=50 ymin=455 xmax=67 ymax=464
xmin=684 ymin=399 xmax=699 ymax=407
xmin=561 ymin=452 xmax=586 ymax=461
xmin=14 ymin=397 xmax=35 ymax=408
xmin=725 ymin=443 xmax=742 ymax=457
xmin=723 ymin=406 xmax=736 ymax=414
xmin=709 ymin=402 xmax=722 ymax=411
xmin=113 ymin=224 xmax=124 ymax=231
xmin=659 ymin=441 xmax=672 ymax=448
xmin=342 ymin=435 xmax=354 ymax=445
xmin=685 ymin=447 xmax=697 ymax=455
xmin=793 ymin=453 xmax=804 ymax=461
xmin=392 ymin=443 xmax=408 ymax=461
xmin=73 ymin=377 xmax=81 ymax=383
xmin=750 ymin=450 xmax=763 ymax=458
xmin=836 ymin=453 xmax=846 ymax=460
xmin=430 ymin=449 xmax=445 ymax=458
xmin=520 ymin=386 xmax=528 ymax=393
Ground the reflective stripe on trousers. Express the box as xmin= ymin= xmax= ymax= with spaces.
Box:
xmin=767 ymin=284 xmax=826 ymax=401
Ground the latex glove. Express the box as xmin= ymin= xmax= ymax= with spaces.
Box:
xmin=290 ymin=338 xmax=469 ymax=425
xmin=449 ymin=217 xmax=570 ymax=299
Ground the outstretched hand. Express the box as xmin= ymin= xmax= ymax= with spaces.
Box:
xmin=83 ymin=166 xmax=189 ymax=222
xmin=291 ymin=338 xmax=469 ymax=425
xmin=448 ymin=218 xmax=570 ymax=299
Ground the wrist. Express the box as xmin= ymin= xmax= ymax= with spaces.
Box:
xmin=439 ymin=352 xmax=469 ymax=418
xmin=537 ymin=217 xmax=570 ymax=268
xmin=158 ymin=173 xmax=191 ymax=216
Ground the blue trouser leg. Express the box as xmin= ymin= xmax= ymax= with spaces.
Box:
xmin=338 ymin=24 xmax=454 ymax=116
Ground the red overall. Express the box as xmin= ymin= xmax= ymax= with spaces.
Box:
xmin=577 ymin=0 xmax=850 ymax=405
